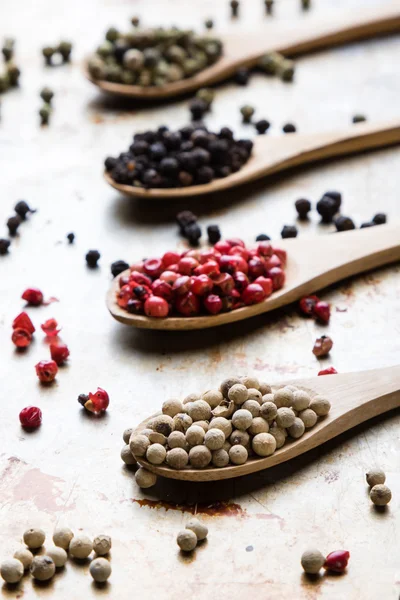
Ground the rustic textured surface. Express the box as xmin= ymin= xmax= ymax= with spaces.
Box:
xmin=1 ymin=0 xmax=400 ymax=598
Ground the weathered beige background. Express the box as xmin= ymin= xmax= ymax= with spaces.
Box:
xmin=0 ymin=0 xmax=399 ymax=598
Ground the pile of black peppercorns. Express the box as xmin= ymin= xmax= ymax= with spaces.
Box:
xmin=105 ymin=124 xmax=253 ymax=189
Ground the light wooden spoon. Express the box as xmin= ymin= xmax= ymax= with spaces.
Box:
xmin=104 ymin=121 xmax=400 ymax=199
xmin=107 ymin=222 xmax=400 ymax=330
xmin=132 ymin=366 xmax=400 ymax=482
xmin=86 ymin=3 xmax=400 ymax=99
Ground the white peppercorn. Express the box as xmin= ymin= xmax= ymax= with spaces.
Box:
xmin=261 ymin=393 xmax=275 ymax=404
xmin=204 ymin=428 xmax=225 ymax=450
xmin=366 ymin=468 xmax=386 ymax=487
xmin=23 ymin=528 xmax=45 ymax=549
xmin=247 ymin=388 xmax=262 ymax=404
xmin=242 ymin=400 xmax=260 ymax=417
xmin=121 ymin=444 xmax=137 ymax=465
xmin=13 ymin=547 xmax=33 ymax=569
xmin=285 ymin=385 xmax=299 ymax=392
xmin=292 ymin=390 xmax=310 ymax=411
xmin=222 ymin=441 xmax=232 ymax=452
xmin=269 ymin=424 xmax=286 ymax=449
xmin=188 ymin=400 xmax=212 ymax=422
xmin=166 ymin=448 xmax=189 ymax=469
xmin=301 ymin=549 xmax=325 ymax=574
xmin=46 ymin=546 xmax=68 ymax=567
xmin=212 ymin=448 xmax=229 ymax=467
xmin=194 ymin=420 xmax=209 ymax=432
xmin=123 ymin=427 xmax=134 ymax=444
xmin=148 ymin=414 xmax=174 ymax=436
xmin=274 ymin=387 xmax=294 ymax=408
xmin=252 ymin=432 xmax=276 ymax=457
xmin=148 ymin=432 xmax=167 ymax=445
xmin=177 ymin=529 xmax=197 ymax=552
xmin=212 ymin=400 xmax=235 ymax=418
xmin=30 ymin=556 xmax=55 ymax=581
xmin=240 ymin=376 xmax=260 ymax=390
xmin=370 ymin=484 xmax=392 ymax=506
xmin=202 ymin=390 xmax=223 ymax=408
xmin=260 ymin=401 xmax=278 ymax=422
xmin=173 ymin=413 xmax=193 ymax=433
xmin=183 ymin=392 xmax=200 ymax=404
xmin=229 ymin=445 xmax=248 ymax=465
xmin=123 ymin=48 xmax=144 ymax=71
xmin=259 ymin=382 xmax=272 ymax=395
xmin=90 ymin=557 xmax=112 ymax=582
xmin=93 ymin=535 xmax=112 ymax=556
xmin=186 ymin=518 xmax=208 ymax=541
xmin=135 ymin=467 xmax=157 ymax=488
xmin=219 ymin=377 xmax=241 ymax=397
xmin=276 ymin=407 xmax=296 ymax=429
xmin=167 ymin=431 xmax=188 ymax=449
xmin=189 ymin=445 xmax=212 ymax=468
xmin=53 ymin=526 xmax=74 ymax=550
xmin=249 ymin=417 xmax=269 ymax=435
xmin=146 ymin=443 xmax=167 ymax=465
xmin=130 ymin=434 xmax=150 ymax=457
xmin=69 ymin=534 xmax=93 ymax=559
xmin=1 ymin=558 xmax=24 ymax=583
xmin=162 ymin=398 xmax=184 ymax=417
xmin=228 ymin=383 xmax=248 ymax=405
xmin=309 ymin=396 xmax=331 ymax=416
xmin=298 ymin=408 xmax=317 ymax=428
xmin=232 ymin=409 xmax=253 ymax=431
xmin=209 ymin=416 xmax=232 ymax=438
xmin=288 ymin=417 xmax=305 ymax=439
xmin=186 ymin=425 xmax=205 ymax=446
xmin=230 ymin=429 xmax=250 ymax=447
xmin=140 ymin=428 xmax=153 ymax=438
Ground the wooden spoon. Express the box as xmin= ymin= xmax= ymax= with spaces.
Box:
xmin=107 ymin=222 xmax=400 ymax=330
xmin=86 ymin=3 xmax=400 ymax=99
xmin=104 ymin=121 xmax=400 ymax=199
xmin=132 ymin=366 xmax=400 ymax=482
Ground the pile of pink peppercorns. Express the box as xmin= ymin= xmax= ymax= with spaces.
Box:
xmin=116 ymin=239 xmax=286 ymax=318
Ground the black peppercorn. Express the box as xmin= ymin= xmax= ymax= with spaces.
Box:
xmin=104 ymin=156 xmax=118 ymax=171
xmin=179 ymin=171 xmax=194 ymax=186
xmin=334 ymin=216 xmax=355 ymax=232
xmin=196 ymin=165 xmax=214 ymax=183
xmin=7 ymin=215 xmax=21 ymax=236
xmin=189 ymin=98 xmax=208 ymax=121
xmin=295 ymin=198 xmax=311 ymax=219
xmin=85 ymin=249 xmax=101 ymax=268
xmin=281 ymin=225 xmax=298 ymax=238
xmin=127 ymin=299 xmax=144 ymax=314
xmin=230 ymin=0 xmax=240 ymax=17
xmin=316 ymin=195 xmax=337 ymax=223
xmin=207 ymin=225 xmax=221 ymax=244
xmin=184 ymin=223 xmax=202 ymax=246
xmin=235 ymin=67 xmax=250 ymax=85
xmin=360 ymin=222 xmax=375 ymax=228
xmin=0 ymin=238 xmax=10 ymax=255
xmin=131 ymin=16 xmax=140 ymax=27
xmin=160 ymin=157 xmax=179 ymax=176
xmin=67 ymin=232 xmax=75 ymax=244
xmin=265 ymin=0 xmax=274 ymax=13
xmin=256 ymin=233 xmax=271 ymax=241
xmin=149 ymin=142 xmax=166 ymax=161
xmin=111 ymin=260 xmax=130 ymax=277
xmin=78 ymin=393 xmax=89 ymax=407
xmin=176 ymin=210 xmax=197 ymax=232
xmin=205 ymin=19 xmax=214 ymax=29
xmin=323 ymin=190 xmax=342 ymax=211
xmin=372 ymin=213 xmax=386 ymax=225
xmin=15 ymin=200 xmax=35 ymax=219
xmin=255 ymin=119 xmax=270 ymax=134
xmin=283 ymin=123 xmax=296 ymax=133
xmin=352 ymin=114 xmax=366 ymax=124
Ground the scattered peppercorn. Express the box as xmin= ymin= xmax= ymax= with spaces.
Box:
xmin=195 ymin=88 xmax=215 ymax=109
xmin=14 ymin=200 xmax=35 ymax=219
xmin=205 ymin=19 xmax=214 ymax=29
xmin=19 ymin=406 xmax=42 ymax=429
xmin=207 ymin=225 xmax=221 ymax=244
xmin=42 ymin=46 xmax=54 ymax=65
xmin=78 ymin=393 xmax=89 ymax=407
xmin=313 ymin=300 xmax=330 ymax=324
xmin=131 ymin=16 xmax=140 ymax=27
xmin=323 ymin=190 xmax=342 ymax=211
xmin=265 ymin=0 xmax=274 ymax=14
xmin=301 ymin=0 xmax=311 ymax=9
xmin=323 ymin=550 xmax=350 ymax=573
xmin=370 ymin=484 xmax=392 ymax=506
xmin=316 ymin=195 xmax=337 ymax=223
xmin=279 ymin=59 xmax=295 ymax=82
xmin=40 ymin=87 xmax=54 ymax=104
xmin=360 ymin=221 xmax=374 ymax=228
xmin=86 ymin=249 xmax=101 ymax=268
xmin=240 ymin=105 xmax=255 ymax=123
xmin=334 ymin=215 xmax=355 ymax=232
xmin=312 ymin=335 xmax=333 ymax=357
xmin=184 ymin=223 xmax=202 ymax=246
xmin=366 ymin=468 xmax=386 ymax=487
xmin=230 ymin=0 xmax=240 ymax=17
xmin=22 ymin=287 xmax=43 ymax=306
xmin=283 ymin=123 xmax=296 ymax=133
xmin=35 ymin=360 xmax=58 ymax=383
xmin=235 ymin=67 xmax=250 ymax=85
xmin=256 ymin=233 xmax=271 ymax=241
xmin=372 ymin=213 xmax=386 ymax=225
xmin=0 ymin=238 xmax=10 ymax=255
xmin=352 ymin=114 xmax=366 ymax=123
xmin=189 ymin=98 xmax=208 ymax=121
xmin=258 ymin=51 xmax=284 ymax=75
xmin=177 ymin=210 xmax=197 ymax=233
xmin=79 ymin=388 xmax=109 ymax=413
xmin=58 ymin=41 xmax=72 ymax=62
xmin=301 ymin=549 xmax=325 ymax=574
xmin=90 ymin=557 xmax=112 ymax=582
xmin=39 ymin=103 xmax=51 ymax=125
xmin=111 ymin=260 xmax=130 ymax=277
xmin=318 ymin=366 xmax=337 ymax=375
xmin=295 ymin=198 xmax=311 ymax=219
xmin=255 ymin=119 xmax=270 ymax=134
xmin=0 ymin=559 xmax=24 ymax=584
xmin=2 ymin=38 xmax=14 ymax=62
xmin=50 ymin=343 xmax=70 ymax=365
xmin=12 ymin=328 xmax=32 ymax=349
xmin=7 ymin=215 xmax=21 ymax=236
xmin=67 ymin=232 xmax=75 ymax=243
xmin=281 ymin=225 xmax=298 ymax=238
xmin=41 ymin=318 xmax=61 ymax=337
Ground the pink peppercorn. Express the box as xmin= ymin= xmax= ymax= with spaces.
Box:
xmin=194 ymin=260 xmax=220 ymax=276
xmin=204 ymin=294 xmax=223 ymax=315
xmin=212 ymin=273 xmax=234 ymax=295
xmin=175 ymin=292 xmax=200 ymax=316
xmin=151 ymin=279 xmax=173 ymax=301
xmin=225 ymin=237 xmax=244 ymax=247
xmin=323 ymin=550 xmax=350 ymax=573
xmin=242 ymin=283 xmax=266 ymax=305
xmin=214 ymin=241 xmax=231 ymax=254
xmin=144 ymin=296 xmax=169 ymax=318
xmin=318 ymin=367 xmax=338 ymax=376
xmin=191 ymin=275 xmax=213 ymax=296
xmin=312 ymin=335 xmax=333 ymax=357
xmin=12 ymin=328 xmax=32 ymax=348
xmin=143 ymin=258 xmax=163 ymax=279
xmin=84 ymin=388 xmax=110 ymax=413
xmin=233 ymin=271 xmax=249 ymax=292
xmin=117 ymin=285 xmax=132 ymax=308
xmin=13 ymin=312 xmax=35 ymax=334
xmin=130 ymin=270 xmax=152 ymax=286
xmin=257 ymin=241 xmax=273 ymax=258
xmin=267 ymin=267 xmax=285 ymax=290
xmin=248 ymin=257 xmax=265 ymax=279
xmin=313 ymin=301 xmax=331 ymax=324
xmin=19 ymin=406 xmax=42 ymax=429
xmin=41 ymin=318 xmax=61 ymax=337
xmin=50 ymin=343 xmax=70 ymax=365
xmin=264 ymin=254 xmax=282 ymax=270
xmin=254 ymin=276 xmax=273 ymax=297
xmin=272 ymin=247 xmax=287 ymax=266
xmin=173 ymin=275 xmax=191 ymax=295
xmin=178 ymin=256 xmax=199 ymax=275
xmin=159 ymin=270 xmax=180 ymax=285
xmin=21 ymin=288 xmax=43 ymax=306
xmin=299 ymin=295 xmax=320 ymax=316
xmin=162 ymin=251 xmax=180 ymax=267
xmin=35 ymin=360 xmax=58 ymax=383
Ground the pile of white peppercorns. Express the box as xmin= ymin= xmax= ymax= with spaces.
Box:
xmin=121 ymin=375 xmax=331 ymax=487
xmin=176 ymin=518 xmax=208 ymax=552
xmin=0 ymin=526 xmax=112 ymax=585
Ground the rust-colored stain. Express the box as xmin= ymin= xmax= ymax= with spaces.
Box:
xmin=132 ymin=499 xmax=245 ymax=516
xmin=254 ymin=512 xmax=285 ymax=529
xmin=90 ymin=114 xmax=105 ymax=124
xmin=253 ymin=359 xmax=300 ymax=374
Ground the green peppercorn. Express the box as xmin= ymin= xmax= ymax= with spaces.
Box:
xmin=106 ymin=27 xmax=119 ymax=42
xmin=131 ymin=16 xmax=140 ymax=27
xmin=166 ymin=64 xmax=184 ymax=82
xmin=352 ymin=114 xmax=367 ymax=124
xmin=6 ymin=63 xmax=20 ymax=86
xmin=97 ymin=41 xmax=114 ymax=59
xmin=195 ymin=87 xmax=215 ymax=108
xmin=2 ymin=38 xmax=14 ymax=62
xmin=301 ymin=0 xmax=311 ymax=9
xmin=258 ymin=51 xmax=283 ymax=75
xmin=0 ymin=72 xmax=10 ymax=92
xmin=230 ymin=0 xmax=240 ymax=18
xmin=58 ymin=41 xmax=72 ymax=62
xmin=279 ymin=58 xmax=295 ymax=82
xmin=121 ymin=71 xmax=136 ymax=85
xmin=42 ymin=46 xmax=55 ymax=65
xmin=88 ymin=57 xmax=106 ymax=79
xmin=123 ymin=49 xmax=144 ymax=72
xmin=265 ymin=0 xmax=274 ymax=14
xmin=138 ymin=69 xmax=152 ymax=86
xmin=39 ymin=103 xmax=52 ymax=125
xmin=40 ymin=87 xmax=54 ymax=103
xmin=205 ymin=19 xmax=214 ymax=30
xmin=166 ymin=45 xmax=187 ymax=65
xmin=240 ymin=105 xmax=255 ymax=123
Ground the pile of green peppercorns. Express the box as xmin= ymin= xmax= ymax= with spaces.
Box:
xmin=87 ymin=21 xmax=223 ymax=87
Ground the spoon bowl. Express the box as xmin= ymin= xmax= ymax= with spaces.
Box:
xmin=131 ymin=366 xmax=400 ymax=481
